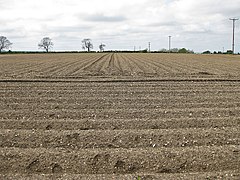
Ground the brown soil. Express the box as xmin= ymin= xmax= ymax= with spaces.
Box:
xmin=0 ymin=53 xmax=239 ymax=179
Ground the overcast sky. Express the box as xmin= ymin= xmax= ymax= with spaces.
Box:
xmin=1 ymin=0 xmax=240 ymax=52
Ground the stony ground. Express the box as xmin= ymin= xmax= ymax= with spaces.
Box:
xmin=0 ymin=53 xmax=239 ymax=179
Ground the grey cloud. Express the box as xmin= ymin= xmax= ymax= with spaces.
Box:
xmin=206 ymin=3 xmax=240 ymax=16
xmin=84 ymin=14 xmax=127 ymax=22
xmin=0 ymin=27 xmax=15 ymax=33
xmin=0 ymin=0 xmax=13 ymax=8
xmin=182 ymin=28 xmax=213 ymax=34
xmin=0 ymin=26 xmax=28 ymax=39
xmin=48 ymin=25 xmax=93 ymax=33
xmin=149 ymin=21 xmax=182 ymax=27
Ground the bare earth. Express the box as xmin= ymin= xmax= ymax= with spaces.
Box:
xmin=0 ymin=53 xmax=239 ymax=179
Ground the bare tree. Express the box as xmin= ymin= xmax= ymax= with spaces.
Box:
xmin=38 ymin=37 xmax=53 ymax=52
xmin=82 ymin=39 xmax=93 ymax=52
xmin=99 ymin=43 xmax=106 ymax=52
xmin=0 ymin=36 xmax=12 ymax=53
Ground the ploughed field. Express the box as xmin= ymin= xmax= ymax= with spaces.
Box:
xmin=0 ymin=53 xmax=239 ymax=179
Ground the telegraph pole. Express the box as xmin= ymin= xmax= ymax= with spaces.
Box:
xmin=229 ymin=18 xmax=239 ymax=54
xmin=148 ymin=42 xmax=151 ymax=52
xmin=168 ymin=36 xmax=172 ymax=52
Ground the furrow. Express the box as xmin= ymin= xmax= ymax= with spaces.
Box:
xmin=0 ymin=146 xmax=239 ymax=174
xmin=0 ymin=127 xmax=239 ymax=149
xmin=0 ymin=118 xmax=239 ymax=130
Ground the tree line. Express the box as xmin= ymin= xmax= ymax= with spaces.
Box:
xmin=1 ymin=35 xmax=238 ymax=54
xmin=0 ymin=36 xmax=105 ymax=53
xmin=0 ymin=36 xmax=194 ymax=54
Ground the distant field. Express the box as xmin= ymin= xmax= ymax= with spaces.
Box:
xmin=0 ymin=53 xmax=239 ymax=179
xmin=0 ymin=53 xmax=239 ymax=80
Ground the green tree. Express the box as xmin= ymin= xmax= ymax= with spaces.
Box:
xmin=178 ymin=48 xmax=188 ymax=53
xmin=202 ymin=50 xmax=211 ymax=54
